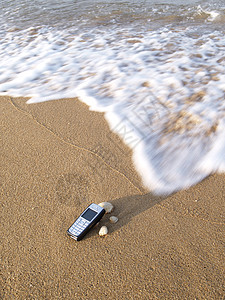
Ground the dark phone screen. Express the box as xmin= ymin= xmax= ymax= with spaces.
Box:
xmin=81 ymin=208 xmax=97 ymax=221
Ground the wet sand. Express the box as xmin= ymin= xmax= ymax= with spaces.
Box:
xmin=1 ymin=96 xmax=224 ymax=299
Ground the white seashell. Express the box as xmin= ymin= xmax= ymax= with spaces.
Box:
xmin=109 ymin=216 xmax=118 ymax=224
xmin=99 ymin=226 xmax=108 ymax=236
xmin=98 ymin=202 xmax=114 ymax=214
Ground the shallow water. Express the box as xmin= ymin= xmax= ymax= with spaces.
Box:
xmin=1 ymin=0 xmax=225 ymax=194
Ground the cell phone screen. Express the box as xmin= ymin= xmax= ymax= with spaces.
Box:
xmin=81 ymin=208 xmax=97 ymax=221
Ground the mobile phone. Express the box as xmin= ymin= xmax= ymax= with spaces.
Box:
xmin=67 ymin=203 xmax=105 ymax=241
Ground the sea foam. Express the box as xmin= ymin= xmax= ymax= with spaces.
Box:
xmin=0 ymin=25 xmax=225 ymax=194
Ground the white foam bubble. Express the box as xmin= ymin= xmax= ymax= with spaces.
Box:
xmin=1 ymin=25 xmax=225 ymax=194
xmin=196 ymin=5 xmax=220 ymax=22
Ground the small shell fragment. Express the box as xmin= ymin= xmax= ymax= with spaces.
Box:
xmin=98 ymin=202 xmax=114 ymax=214
xmin=99 ymin=226 xmax=108 ymax=236
xmin=109 ymin=216 xmax=118 ymax=224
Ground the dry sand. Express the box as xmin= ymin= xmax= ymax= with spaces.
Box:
xmin=1 ymin=96 xmax=224 ymax=299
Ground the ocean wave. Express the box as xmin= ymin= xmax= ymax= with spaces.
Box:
xmin=0 ymin=20 xmax=225 ymax=194
xmin=1 ymin=1 xmax=225 ymax=34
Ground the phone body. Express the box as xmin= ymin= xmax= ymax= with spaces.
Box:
xmin=67 ymin=203 xmax=105 ymax=241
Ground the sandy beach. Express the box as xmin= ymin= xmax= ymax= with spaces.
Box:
xmin=1 ymin=96 xmax=224 ymax=299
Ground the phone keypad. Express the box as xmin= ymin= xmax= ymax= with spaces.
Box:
xmin=69 ymin=218 xmax=90 ymax=236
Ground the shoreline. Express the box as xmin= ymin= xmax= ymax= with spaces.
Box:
xmin=1 ymin=96 xmax=224 ymax=299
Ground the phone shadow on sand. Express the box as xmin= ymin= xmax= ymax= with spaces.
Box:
xmin=84 ymin=192 xmax=168 ymax=240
